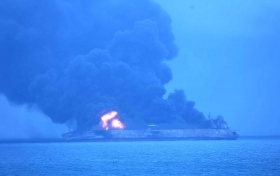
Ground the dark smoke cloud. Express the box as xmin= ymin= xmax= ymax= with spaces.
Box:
xmin=1 ymin=0 xmax=210 ymax=130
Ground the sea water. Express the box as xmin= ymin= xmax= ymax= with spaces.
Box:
xmin=0 ymin=137 xmax=279 ymax=176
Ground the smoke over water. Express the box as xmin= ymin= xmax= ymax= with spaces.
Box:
xmin=1 ymin=0 xmax=217 ymax=131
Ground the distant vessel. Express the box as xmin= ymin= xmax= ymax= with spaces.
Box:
xmin=62 ymin=112 xmax=238 ymax=141
xmin=62 ymin=129 xmax=239 ymax=141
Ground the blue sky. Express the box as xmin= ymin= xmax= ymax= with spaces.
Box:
xmin=155 ymin=0 xmax=280 ymax=135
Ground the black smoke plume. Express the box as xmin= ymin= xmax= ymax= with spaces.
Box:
xmin=0 ymin=0 xmax=213 ymax=130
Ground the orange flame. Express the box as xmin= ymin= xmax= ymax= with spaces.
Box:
xmin=100 ymin=111 xmax=124 ymax=130
xmin=111 ymin=119 xmax=124 ymax=129
xmin=101 ymin=111 xmax=117 ymax=128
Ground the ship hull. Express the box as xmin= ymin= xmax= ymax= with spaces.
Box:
xmin=62 ymin=129 xmax=239 ymax=141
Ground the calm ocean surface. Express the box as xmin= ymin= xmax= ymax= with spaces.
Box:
xmin=0 ymin=138 xmax=279 ymax=176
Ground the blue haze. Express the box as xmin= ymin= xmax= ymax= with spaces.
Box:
xmin=155 ymin=0 xmax=280 ymax=135
xmin=0 ymin=0 xmax=280 ymax=137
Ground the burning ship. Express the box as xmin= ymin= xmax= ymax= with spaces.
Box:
xmin=62 ymin=111 xmax=239 ymax=141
